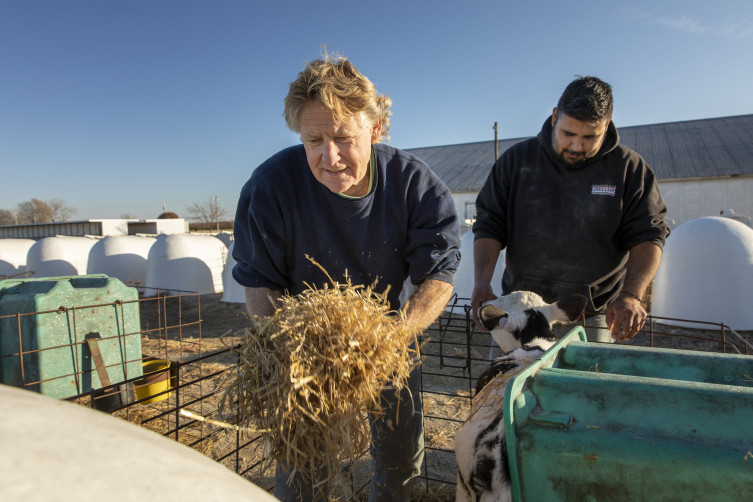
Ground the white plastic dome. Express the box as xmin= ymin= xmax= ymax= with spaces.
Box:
xmin=26 ymin=236 xmax=98 ymax=277
xmin=222 ymin=242 xmax=245 ymax=303
xmin=144 ymin=234 xmax=227 ymax=296
xmin=0 ymin=383 xmax=277 ymax=501
xmin=652 ymin=216 xmax=753 ymax=329
xmin=213 ymin=231 xmax=233 ymax=248
xmin=87 ymin=235 xmax=156 ymax=285
xmin=0 ymin=238 xmax=36 ymax=277
xmin=450 ymin=230 xmax=505 ymax=308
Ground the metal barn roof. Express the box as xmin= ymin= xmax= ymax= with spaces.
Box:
xmin=405 ymin=114 xmax=753 ymax=192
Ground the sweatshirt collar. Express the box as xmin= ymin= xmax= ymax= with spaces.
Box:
xmin=537 ymin=115 xmax=620 ymax=169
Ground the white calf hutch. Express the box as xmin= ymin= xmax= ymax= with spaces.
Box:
xmin=0 ymin=238 xmax=35 ymax=278
xmin=143 ymin=234 xmax=227 ymax=296
xmin=652 ymin=216 xmax=753 ymax=330
xmin=25 ymin=236 xmax=98 ymax=277
xmin=87 ymin=235 xmax=157 ymax=285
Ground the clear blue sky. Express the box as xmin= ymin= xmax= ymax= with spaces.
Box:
xmin=2 ymin=1 xmax=752 ymax=220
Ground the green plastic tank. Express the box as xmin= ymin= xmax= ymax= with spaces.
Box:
xmin=0 ymin=274 xmax=143 ymax=399
xmin=505 ymin=328 xmax=753 ymax=501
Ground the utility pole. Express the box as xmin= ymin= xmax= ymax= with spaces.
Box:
xmin=214 ymin=196 xmax=220 ymax=233
xmin=493 ymin=122 xmax=499 ymax=160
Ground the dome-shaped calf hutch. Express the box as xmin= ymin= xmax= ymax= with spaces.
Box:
xmin=0 ymin=239 xmax=36 ymax=277
xmin=652 ymin=216 xmax=753 ymax=330
xmin=222 ymin=242 xmax=245 ymax=303
xmin=25 ymin=236 xmax=98 ymax=278
xmin=0 ymin=384 xmax=277 ymax=501
xmin=87 ymin=235 xmax=156 ymax=285
xmin=144 ymin=234 xmax=227 ymax=296
xmin=213 ymin=231 xmax=233 ymax=248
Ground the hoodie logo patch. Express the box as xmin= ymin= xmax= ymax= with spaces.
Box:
xmin=591 ymin=184 xmax=616 ymax=196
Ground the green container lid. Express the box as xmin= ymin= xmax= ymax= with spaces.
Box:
xmin=505 ymin=328 xmax=753 ymax=501
xmin=0 ymin=274 xmax=143 ymax=399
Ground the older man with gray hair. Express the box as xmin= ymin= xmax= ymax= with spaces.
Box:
xmin=233 ymin=54 xmax=461 ymax=501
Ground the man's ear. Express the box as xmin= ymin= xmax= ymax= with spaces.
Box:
xmin=370 ymin=119 xmax=382 ymax=144
xmin=551 ymin=107 xmax=558 ymax=126
xmin=479 ymin=304 xmax=507 ymax=331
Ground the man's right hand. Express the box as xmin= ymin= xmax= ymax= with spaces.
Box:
xmin=470 ymin=283 xmax=498 ymax=331
xmin=471 ymin=237 xmax=504 ymax=331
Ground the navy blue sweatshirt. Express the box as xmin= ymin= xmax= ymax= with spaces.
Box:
xmin=233 ymin=143 xmax=461 ymax=311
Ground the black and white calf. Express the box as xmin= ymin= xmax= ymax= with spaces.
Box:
xmin=454 ymin=292 xmax=586 ymax=502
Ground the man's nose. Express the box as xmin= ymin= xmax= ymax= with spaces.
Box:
xmin=570 ymin=137 xmax=584 ymax=152
xmin=322 ymin=140 xmax=340 ymax=166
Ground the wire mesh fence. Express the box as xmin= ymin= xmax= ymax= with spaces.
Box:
xmin=1 ymin=286 xmax=751 ymax=500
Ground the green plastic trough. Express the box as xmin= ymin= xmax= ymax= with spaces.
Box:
xmin=0 ymin=274 xmax=143 ymax=399
xmin=505 ymin=328 xmax=753 ymax=501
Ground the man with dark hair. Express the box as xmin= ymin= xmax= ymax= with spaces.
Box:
xmin=471 ymin=76 xmax=670 ymax=342
xmin=557 ymin=76 xmax=613 ymax=123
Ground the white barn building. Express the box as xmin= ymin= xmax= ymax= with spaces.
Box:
xmin=0 ymin=218 xmax=188 ymax=240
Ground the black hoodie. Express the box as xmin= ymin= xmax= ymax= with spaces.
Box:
xmin=473 ymin=116 xmax=670 ymax=312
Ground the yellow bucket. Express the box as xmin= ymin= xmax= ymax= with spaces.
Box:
xmin=134 ymin=359 xmax=172 ymax=404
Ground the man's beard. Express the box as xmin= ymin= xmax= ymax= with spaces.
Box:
xmin=556 ymin=150 xmax=587 ymax=169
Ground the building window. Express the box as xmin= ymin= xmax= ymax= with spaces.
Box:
xmin=465 ymin=202 xmax=476 ymax=222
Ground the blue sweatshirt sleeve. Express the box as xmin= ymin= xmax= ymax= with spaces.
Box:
xmin=232 ymin=168 xmax=291 ymax=292
xmin=404 ymin=166 xmax=461 ymax=286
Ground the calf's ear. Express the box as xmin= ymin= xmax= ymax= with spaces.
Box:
xmin=479 ymin=304 xmax=507 ymax=331
xmin=556 ymin=294 xmax=588 ymax=322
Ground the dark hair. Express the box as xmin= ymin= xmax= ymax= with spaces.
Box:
xmin=556 ymin=76 xmax=613 ymax=123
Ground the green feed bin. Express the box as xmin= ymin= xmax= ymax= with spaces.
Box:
xmin=505 ymin=328 xmax=753 ymax=501
xmin=0 ymin=274 xmax=143 ymax=399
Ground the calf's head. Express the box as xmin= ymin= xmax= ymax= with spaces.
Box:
xmin=479 ymin=293 xmax=587 ymax=353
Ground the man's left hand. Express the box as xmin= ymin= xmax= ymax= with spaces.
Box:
xmin=605 ymin=294 xmax=646 ymax=341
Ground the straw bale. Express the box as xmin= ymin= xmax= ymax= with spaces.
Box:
xmin=218 ymin=261 xmax=419 ymax=495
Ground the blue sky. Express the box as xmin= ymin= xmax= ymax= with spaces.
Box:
xmin=2 ymin=1 xmax=752 ymax=220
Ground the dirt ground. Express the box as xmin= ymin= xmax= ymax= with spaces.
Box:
xmin=123 ymin=292 xmax=752 ymax=501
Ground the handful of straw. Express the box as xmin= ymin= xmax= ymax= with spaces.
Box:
xmin=218 ymin=259 xmax=419 ymax=493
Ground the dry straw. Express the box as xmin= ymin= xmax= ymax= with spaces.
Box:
xmin=218 ymin=257 xmax=420 ymax=495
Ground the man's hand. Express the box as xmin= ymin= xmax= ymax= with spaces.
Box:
xmin=244 ymin=287 xmax=281 ymax=318
xmin=605 ymin=293 xmax=646 ymax=341
xmin=471 ymin=282 xmax=498 ymax=332
xmin=604 ymin=242 xmax=662 ymax=342
xmin=471 ymin=238 xmax=504 ymax=332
